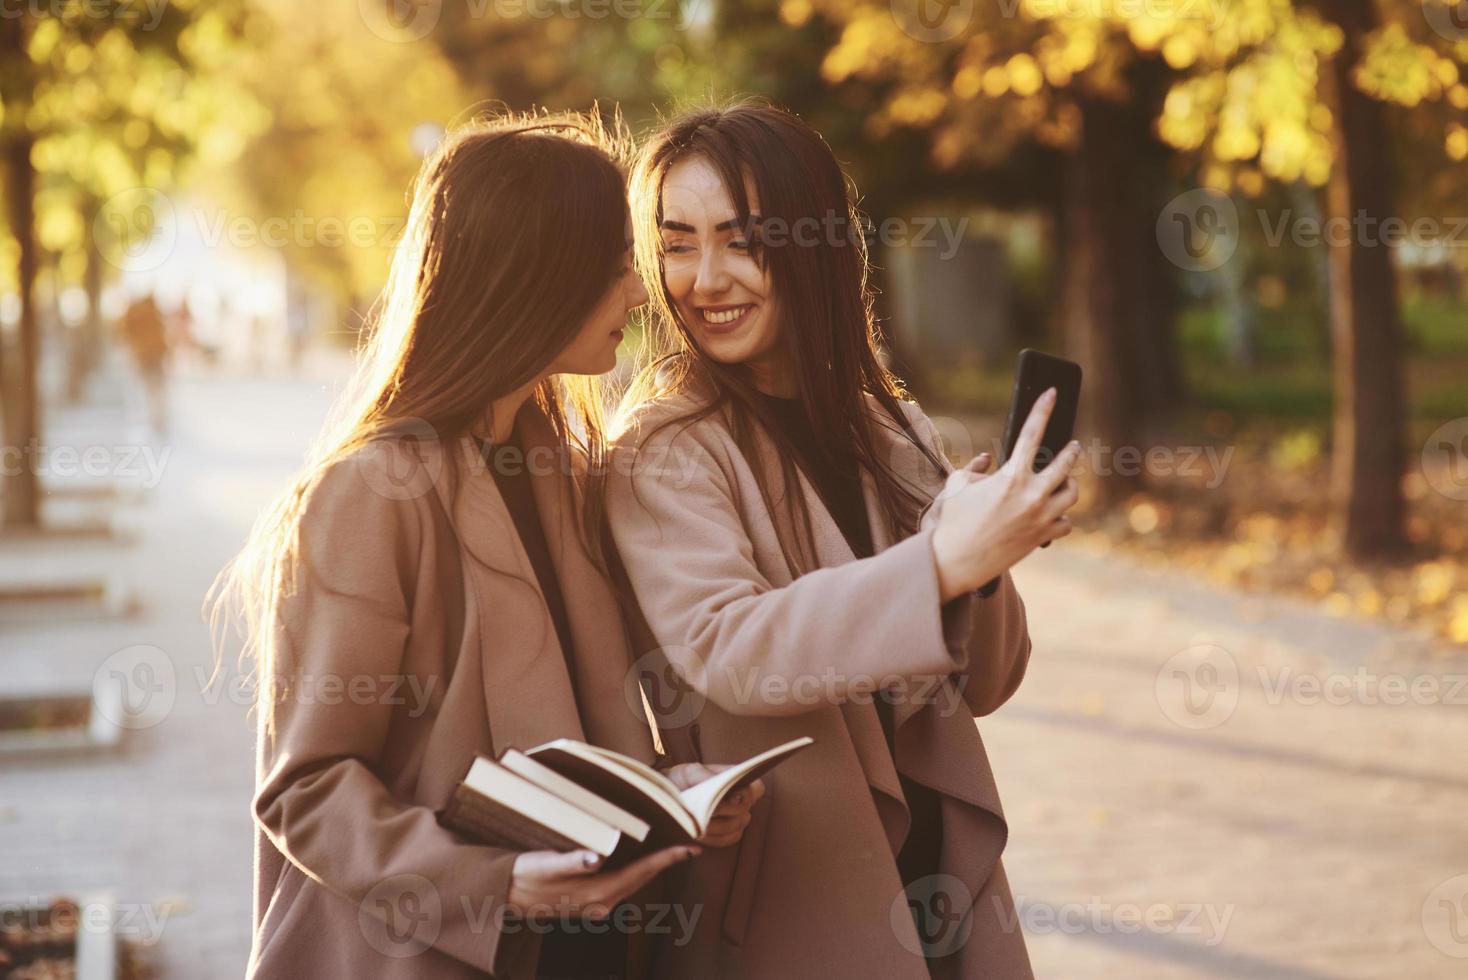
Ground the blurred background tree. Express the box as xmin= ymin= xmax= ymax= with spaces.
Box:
xmin=798 ymin=0 xmax=1467 ymax=560
xmin=0 ymin=0 xmax=265 ymax=528
xmin=3 ymin=0 xmax=1465 ymax=632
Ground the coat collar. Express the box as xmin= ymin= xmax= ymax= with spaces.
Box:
xmin=734 ymin=395 xmax=1005 ymax=838
xmin=427 ymin=403 xmax=653 ymax=761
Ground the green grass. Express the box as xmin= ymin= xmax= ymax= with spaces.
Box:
xmin=923 ymin=294 xmax=1468 ymax=437
xmin=1404 ymin=295 xmax=1468 ymax=354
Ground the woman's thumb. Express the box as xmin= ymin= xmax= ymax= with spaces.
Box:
xmin=966 ymin=452 xmax=994 ymax=473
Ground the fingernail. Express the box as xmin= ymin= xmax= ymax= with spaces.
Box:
xmin=1044 ymin=388 xmax=1057 ymax=402
xmin=583 ymin=852 xmax=600 ymax=868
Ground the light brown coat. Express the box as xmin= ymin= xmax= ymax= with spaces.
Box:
xmin=249 ymin=407 xmax=660 ymax=979
xmin=608 ymin=393 xmax=1036 ymax=979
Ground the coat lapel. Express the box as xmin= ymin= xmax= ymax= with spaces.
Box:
xmin=435 ymin=425 xmax=588 ymax=753
xmin=747 ymin=399 xmax=1009 ymax=856
xmin=515 ymin=407 xmax=657 ymax=761
xmin=426 ymin=403 xmax=654 ymax=763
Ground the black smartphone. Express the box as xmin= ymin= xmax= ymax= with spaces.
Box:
xmin=978 ymin=350 xmax=1082 ymax=592
xmin=999 ymin=349 xmax=1082 ymax=471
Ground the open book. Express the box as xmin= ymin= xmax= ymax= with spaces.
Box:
xmin=440 ymin=737 xmax=813 ymax=862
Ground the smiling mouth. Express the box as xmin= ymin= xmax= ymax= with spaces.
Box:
xmin=698 ymin=304 xmax=755 ymax=331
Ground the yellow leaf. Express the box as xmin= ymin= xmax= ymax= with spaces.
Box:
xmin=1007 ymin=54 xmax=1043 ymax=97
xmin=779 ymin=0 xmax=812 ymax=27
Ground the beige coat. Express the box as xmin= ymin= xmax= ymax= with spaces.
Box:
xmin=249 ymin=406 xmax=662 ymax=979
xmin=608 ymin=392 xmax=1036 ymax=979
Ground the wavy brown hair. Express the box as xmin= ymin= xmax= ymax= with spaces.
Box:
xmin=619 ymin=99 xmax=943 ymax=571
xmin=210 ymin=110 xmax=632 ymax=734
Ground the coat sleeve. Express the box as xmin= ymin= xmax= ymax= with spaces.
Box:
xmin=607 ymin=411 xmax=973 ymax=719
xmin=910 ymin=410 xmax=1033 ymax=716
xmin=252 ymin=457 xmax=527 ymax=974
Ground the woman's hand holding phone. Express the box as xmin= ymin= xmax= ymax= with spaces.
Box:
xmin=930 ymin=387 xmax=1082 ymax=603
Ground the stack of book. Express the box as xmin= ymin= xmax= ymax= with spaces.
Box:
xmin=441 ymin=737 xmax=812 ymax=863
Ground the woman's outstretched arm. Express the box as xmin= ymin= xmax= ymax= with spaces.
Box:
xmin=907 ymin=408 xmax=1034 ymax=717
xmin=608 ymin=415 xmax=972 ymax=718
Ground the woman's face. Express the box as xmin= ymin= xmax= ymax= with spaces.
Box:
xmin=548 ymin=246 xmax=648 ymax=376
xmin=658 ymin=156 xmax=781 ymax=382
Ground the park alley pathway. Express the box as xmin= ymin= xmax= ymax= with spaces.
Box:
xmin=996 ymin=544 xmax=1468 ymax=977
xmin=1 ymin=361 xmax=344 ymax=977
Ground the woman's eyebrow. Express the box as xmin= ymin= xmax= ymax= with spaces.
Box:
xmin=721 ymin=213 xmax=763 ymax=232
xmin=659 ymin=214 xmax=763 ymax=233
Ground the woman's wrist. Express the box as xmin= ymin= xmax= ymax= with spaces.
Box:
xmin=930 ymin=523 xmax=1004 ymax=603
xmin=931 ymin=524 xmax=974 ymax=603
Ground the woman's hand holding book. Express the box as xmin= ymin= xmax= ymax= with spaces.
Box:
xmin=664 ymin=763 xmax=767 ymax=847
xmin=506 ymin=845 xmax=699 ymax=920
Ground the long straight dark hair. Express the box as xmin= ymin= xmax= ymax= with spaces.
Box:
xmin=211 ymin=110 xmax=632 ymax=734
xmin=621 ymin=98 xmax=944 ymax=571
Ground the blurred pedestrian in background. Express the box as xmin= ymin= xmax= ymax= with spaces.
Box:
xmin=116 ymin=292 xmax=170 ymax=437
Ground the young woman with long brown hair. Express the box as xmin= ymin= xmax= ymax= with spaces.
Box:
xmin=607 ymin=101 xmax=1081 ymax=977
xmin=211 ymin=113 xmax=760 ymax=980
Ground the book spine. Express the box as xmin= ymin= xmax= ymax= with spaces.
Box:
xmin=440 ymin=788 xmax=586 ymax=854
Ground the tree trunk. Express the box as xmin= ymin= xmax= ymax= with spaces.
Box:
xmin=1 ymin=134 xmax=39 ymax=531
xmin=2 ymin=129 xmax=40 ymax=529
xmin=1062 ymin=76 xmax=1183 ymax=505
xmin=1062 ymin=96 xmax=1143 ymax=506
xmin=0 ymin=13 xmax=40 ymax=530
xmin=1125 ymin=59 xmax=1188 ymax=418
xmin=67 ymin=195 xmax=105 ymax=403
xmin=1312 ymin=0 xmax=1409 ymax=559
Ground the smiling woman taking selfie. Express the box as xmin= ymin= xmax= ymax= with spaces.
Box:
xmin=608 ymin=101 xmax=1082 ymax=978
xmin=210 ymin=113 xmax=759 ymax=980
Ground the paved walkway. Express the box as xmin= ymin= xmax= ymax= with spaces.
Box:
xmin=1 ymin=362 xmax=345 ymax=977
xmin=996 ymin=546 xmax=1468 ymax=977
xmin=2 ymin=364 xmax=1464 ymax=977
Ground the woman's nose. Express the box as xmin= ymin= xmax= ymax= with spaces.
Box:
xmin=694 ymin=249 xmax=732 ymax=295
xmin=627 ymin=274 xmax=650 ymax=311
